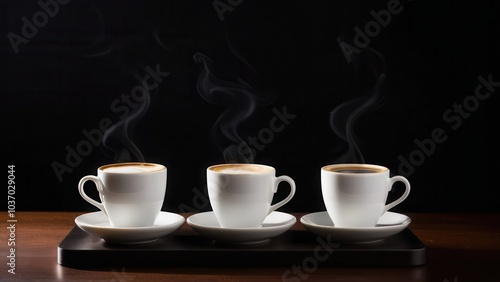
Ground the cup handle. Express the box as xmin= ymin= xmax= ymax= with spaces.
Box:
xmin=383 ymin=175 xmax=411 ymax=214
xmin=268 ymin=175 xmax=296 ymax=214
xmin=78 ymin=175 xmax=106 ymax=214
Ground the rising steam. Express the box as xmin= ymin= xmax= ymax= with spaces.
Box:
xmin=330 ymin=38 xmax=388 ymax=163
xmin=194 ymin=52 xmax=268 ymax=163
xmin=102 ymin=74 xmax=149 ymax=163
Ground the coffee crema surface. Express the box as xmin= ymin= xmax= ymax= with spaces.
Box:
xmin=100 ymin=163 xmax=165 ymax=173
xmin=334 ymin=169 xmax=380 ymax=174
xmin=323 ymin=164 xmax=387 ymax=174
xmin=209 ymin=164 xmax=274 ymax=174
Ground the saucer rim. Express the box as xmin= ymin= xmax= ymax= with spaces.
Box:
xmin=186 ymin=211 xmax=296 ymax=243
xmin=75 ymin=211 xmax=185 ymax=230
xmin=300 ymin=211 xmax=411 ymax=244
xmin=300 ymin=211 xmax=411 ymax=230
xmin=186 ymin=211 xmax=296 ymax=231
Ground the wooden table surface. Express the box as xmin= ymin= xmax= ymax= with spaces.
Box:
xmin=1 ymin=212 xmax=499 ymax=281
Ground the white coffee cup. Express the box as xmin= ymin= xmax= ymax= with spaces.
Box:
xmin=78 ymin=162 xmax=167 ymax=227
xmin=207 ymin=163 xmax=296 ymax=228
xmin=321 ymin=163 xmax=410 ymax=227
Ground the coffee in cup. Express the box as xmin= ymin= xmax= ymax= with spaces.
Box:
xmin=207 ymin=163 xmax=296 ymax=228
xmin=321 ymin=163 xmax=410 ymax=227
xmin=78 ymin=162 xmax=167 ymax=227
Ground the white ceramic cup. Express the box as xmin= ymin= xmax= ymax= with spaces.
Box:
xmin=78 ymin=162 xmax=167 ymax=227
xmin=207 ymin=163 xmax=296 ymax=228
xmin=321 ymin=164 xmax=410 ymax=227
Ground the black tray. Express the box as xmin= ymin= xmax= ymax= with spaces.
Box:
xmin=57 ymin=225 xmax=426 ymax=268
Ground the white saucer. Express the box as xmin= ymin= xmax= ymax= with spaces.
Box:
xmin=75 ymin=211 xmax=185 ymax=244
xmin=187 ymin=211 xmax=296 ymax=244
xmin=300 ymin=211 xmax=411 ymax=244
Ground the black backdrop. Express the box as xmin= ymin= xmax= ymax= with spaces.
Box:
xmin=2 ymin=0 xmax=499 ymax=213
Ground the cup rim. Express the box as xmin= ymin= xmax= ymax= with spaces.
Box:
xmin=207 ymin=163 xmax=275 ymax=174
xmin=98 ymin=162 xmax=166 ymax=173
xmin=321 ymin=163 xmax=388 ymax=174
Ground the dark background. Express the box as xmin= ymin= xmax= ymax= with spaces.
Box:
xmin=1 ymin=0 xmax=499 ymax=213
